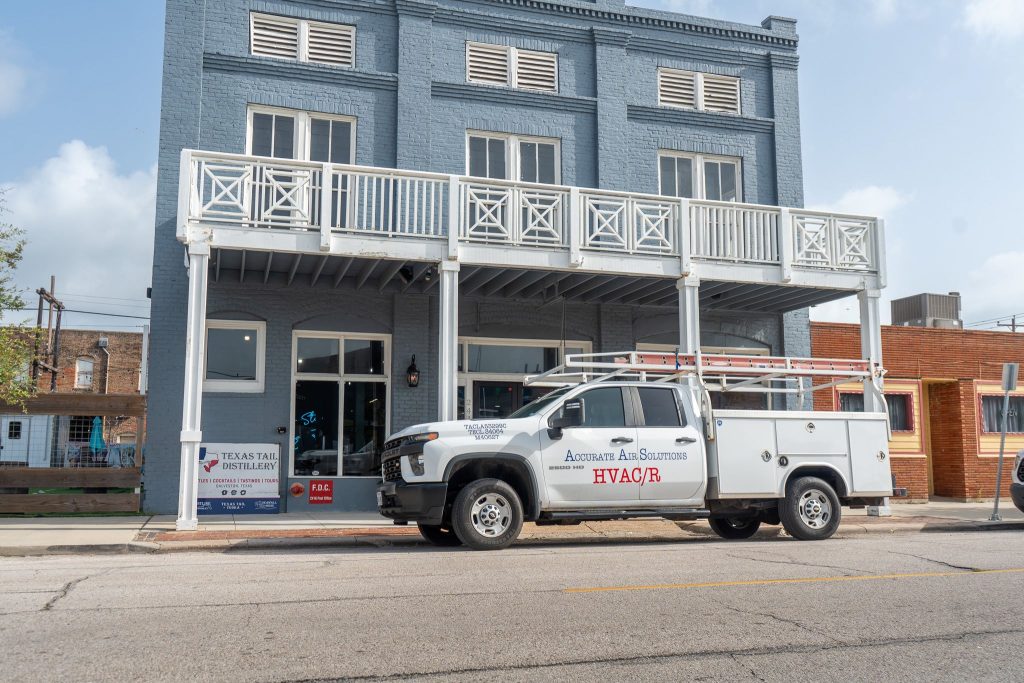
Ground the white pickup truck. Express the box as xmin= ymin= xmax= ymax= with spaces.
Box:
xmin=377 ymin=352 xmax=893 ymax=550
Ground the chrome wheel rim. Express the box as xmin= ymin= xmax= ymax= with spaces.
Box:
xmin=797 ymin=489 xmax=832 ymax=529
xmin=471 ymin=493 xmax=512 ymax=537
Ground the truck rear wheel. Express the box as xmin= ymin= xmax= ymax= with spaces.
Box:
xmin=779 ymin=476 xmax=841 ymax=540
xmin=417 ymin=523 xmax=462 ymax=547
xmin=708 ymin=517 xmax=761 ymax=540
xmin=451 ymin=478 xmax=523 ymax=551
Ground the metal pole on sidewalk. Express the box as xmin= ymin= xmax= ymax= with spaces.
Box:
xmin=991 ymin=362 xmax=1019 ymax=522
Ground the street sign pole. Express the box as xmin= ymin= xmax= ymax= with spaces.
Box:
xmin=991 ymin=362 xmax=1019 ymax=522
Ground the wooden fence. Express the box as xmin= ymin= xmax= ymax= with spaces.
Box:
xmin=0 ymin=393 xmax=145 ymax=514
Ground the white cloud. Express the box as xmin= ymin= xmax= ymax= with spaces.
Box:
xmin=0 ymin=29 xmax=29 ymax=116
xmin=963 ymin=0 xmax=1024 ymax=40
xmin=869 ymin=0 xmax=899 ymax=23
xmin=809 ymin=185 xmax=909 ymax=218
xmin=3 ymin=141 xmax=156 ymax=324
xmin=0 ymin=60 xmax=27 ymax=116
xmin=963 ymin=251 xmax=1024 ymax=324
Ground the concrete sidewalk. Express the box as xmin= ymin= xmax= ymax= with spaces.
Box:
xmin=0 ymin=501 xmax=1020 ymax=556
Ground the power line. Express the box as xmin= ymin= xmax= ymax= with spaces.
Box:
xmin=3 ymin=307 xmax=150 ymax=320
xmin=965 ymin=311 xmax=1024 ymax=327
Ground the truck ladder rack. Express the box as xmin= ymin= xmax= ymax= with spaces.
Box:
xmin=525 ymin=350 xmax=885 ymax=400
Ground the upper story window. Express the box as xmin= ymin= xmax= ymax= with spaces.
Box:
xmin=250 ymin=13 xmax=355 ymax=68
xmin=467 ymin=131 xmax=560 ymax=183
xmin=75 ymin=358 xmax=94 ymax=389
xmin=658 ymin=68 xmax=740 ymax=115
xmin=466 ymin=42 xmax=558 ymax=92
xmin=658 ymin=151 xmax=741 ymax=202
xmin=247 ymin=106 xmax=355 ymax=164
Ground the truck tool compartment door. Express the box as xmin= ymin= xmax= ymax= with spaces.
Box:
xmin=633 ymin=387 xmax=705 ymax=504
xmin=540 ymin=386 xmax=639 ymax=505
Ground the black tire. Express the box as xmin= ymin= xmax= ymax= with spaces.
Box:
xmin=779 ymin=476 xmax=841 ymax=541
xmin=450 ymin=478 xmax=524 ymax=551
xmin=417 ymin=523 xmax=462 ymax=547
xmin=708 ymin=516 xmax=761 ymax=540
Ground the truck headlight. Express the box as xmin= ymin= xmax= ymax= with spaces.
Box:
xmin=407 ymin=454 xmax=425 ymax=476
xmin=407 ymin=432 xmax=438 ymax=444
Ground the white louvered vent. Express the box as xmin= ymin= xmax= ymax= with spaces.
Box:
xmin=658 ymin=68 xmax=696 ymax=109
xmin=467 ymin=43 xmax=511 ymax=86
xmin=251 ymin=14 xmax=299 ymax=60
xmin=516 ymin=50 xmax=558 ymax=92
xmin=307 ymin=21 xmax=355 ymax=67
xmin=701 ymin=74 xmax=741 ymax=114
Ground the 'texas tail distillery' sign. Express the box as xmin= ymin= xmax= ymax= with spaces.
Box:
xmin=198 ymin=443 xmax=280 ymax=514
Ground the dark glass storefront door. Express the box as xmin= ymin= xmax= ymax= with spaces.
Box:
xmin=472 ymin=381 xmax=551 ymax=419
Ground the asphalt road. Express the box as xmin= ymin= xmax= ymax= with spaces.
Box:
xmin=1 ymin=530 xmax=1023 ymax=682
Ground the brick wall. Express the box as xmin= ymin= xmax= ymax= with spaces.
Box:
xmin=45 ymin=330 xmax=143 ymax=395
xmin=812 ymin=322 xmax=1024 ymax=501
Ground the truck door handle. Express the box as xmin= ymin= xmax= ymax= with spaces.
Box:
xmin=676 ymin=436 xmax=697 ymax=444
xmin=611 ymin=436 xmax=634 ymax=444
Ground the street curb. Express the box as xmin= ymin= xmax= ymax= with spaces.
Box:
xmin=1 ymin=519 xmax=1020 ymax=556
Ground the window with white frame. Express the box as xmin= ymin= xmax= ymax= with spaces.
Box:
xmin=292 ymin=333 xmax=390 ymax=477
xmin=466 ymin=42 xmax=558 ymax=92
xmin=658 ymin=151 xmax=741 ymax=202
xmin=457 ymin=338 xmax=590 ymax=420
xmin=75 ymin=358 xmax=94 ymax=389
xmin=657 ymin=68 xmax=740 ymax=115
xmin=250 ymin=13 xmax=355 ymax=67
xmin=247 ymin=106 xmax=355 ymax=163
xmin=204 ymin=320 xmax=266 ymax=393
xmin=466 ymin=131 xmax=560 ymax=183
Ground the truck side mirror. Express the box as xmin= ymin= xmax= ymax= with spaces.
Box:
xmin=547 ymin=399 xmax=584 ymax=439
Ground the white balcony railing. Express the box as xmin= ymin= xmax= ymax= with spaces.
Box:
xmin=179 ymin=150 xmax=883 ymax=276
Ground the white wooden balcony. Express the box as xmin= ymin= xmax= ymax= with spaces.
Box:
xmin=177 ymin=149 xmax=886 ymax=301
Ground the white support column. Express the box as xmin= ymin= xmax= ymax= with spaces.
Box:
xmin=176 ymin=239 xmax=211 ymax=531
xmin=677 ymin=274 xmax=701 ymax=389
xmin=437 ymin=260 xmax=460 ymax=421
xmin=859 ymin=287 xmax=891 ymax=517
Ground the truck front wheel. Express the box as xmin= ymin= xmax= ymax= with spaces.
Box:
xmin=451 ymin=478 xmax=524 ymax=551
xmin=708 ymin=517 xmax=761 ymax=540
xmin=779 ymin=476 xmax=841 ymax=540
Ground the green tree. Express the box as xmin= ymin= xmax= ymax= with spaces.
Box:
xmin=0 ymin=190 xmax=36 ymax=408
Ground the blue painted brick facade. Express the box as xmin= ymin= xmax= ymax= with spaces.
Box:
xmin=147 ymin=0 xmax=807 ymax=512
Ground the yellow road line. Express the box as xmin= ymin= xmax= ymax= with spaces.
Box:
xmin=564 ymin=567 xmax=1024 ymax=593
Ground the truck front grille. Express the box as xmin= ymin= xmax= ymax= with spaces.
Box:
xmin=383 ymin=458 xmax=402 ymax=483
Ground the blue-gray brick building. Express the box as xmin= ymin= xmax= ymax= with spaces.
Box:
xmin=149 ymin=0 xmax=886 ymax=524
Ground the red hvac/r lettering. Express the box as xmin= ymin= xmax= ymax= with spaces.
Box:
xmin=593 ymin=467 xmax=661 ymax=485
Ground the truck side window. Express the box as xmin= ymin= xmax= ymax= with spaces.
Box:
xmin=637 ymin=388 xmax=684 ymax=427
xmin=578 ymin=387 xmax=626 ymax=427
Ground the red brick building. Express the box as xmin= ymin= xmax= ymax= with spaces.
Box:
xmin=811 ymin=322 xmax=1024 ymax=502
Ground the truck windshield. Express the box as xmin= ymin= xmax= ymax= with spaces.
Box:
xmin=508 ymin=387 xmax=572 ymax=418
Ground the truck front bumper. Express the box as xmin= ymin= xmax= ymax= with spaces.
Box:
xmin=377 ymin=480 xmax=448 ymax=526
xmin=1010 ymin=483 xmax=1024 ymax=514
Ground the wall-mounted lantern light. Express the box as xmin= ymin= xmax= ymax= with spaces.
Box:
xmin=407 ymin=355 xmax=420 ymax=388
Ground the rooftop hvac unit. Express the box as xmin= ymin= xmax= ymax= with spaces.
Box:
xmin=890 ymin=292 xmax=962 ymax=329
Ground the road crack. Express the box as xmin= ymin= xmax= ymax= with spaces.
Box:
xmin=707 ymin=594 xmax=847 ymax=646
xmin=888 ymin=551 xmax=981 ymax=572
xmin=276 ymin=626 xmax=1024 ymax=681
xmin=725 ymin=552 xmax=868 ymax=576
xmin=42 ymin=576 xmax=88 ymax=611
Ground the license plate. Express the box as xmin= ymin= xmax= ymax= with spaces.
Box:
xmin=376 ymin=491 xmax=384 ymax=507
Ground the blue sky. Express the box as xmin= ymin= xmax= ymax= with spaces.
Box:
xmin=0 ymin=0 xmax=1021 ymax=331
